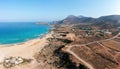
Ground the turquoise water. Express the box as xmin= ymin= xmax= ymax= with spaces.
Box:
xmin=0 ymin=22 xmax=50 ymax=44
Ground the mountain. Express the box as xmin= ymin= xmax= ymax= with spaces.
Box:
xmin=57 ymin=15 xmax=120 ymax=28
xmin=98 ymin=15 xmax=120 ymax=21
xmin=78 ymin=17 xmax=95 ymax=23
xmin=94 ymin=15 xmax=120 ymax=28
xmin=77 ymin=15 xmax=85 ymax=18
xmin=58 ymin=15 xmax=95 ymax=24
xmin=61 ymin=15 xmax=82 ymax=24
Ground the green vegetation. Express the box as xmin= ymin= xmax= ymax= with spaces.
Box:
xmin=96 ymin=33 xmax=104 ymax=38
xmin=77 ymin=26 xmax=92 ymax=30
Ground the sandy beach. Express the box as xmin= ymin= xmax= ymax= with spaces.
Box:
xmin=0 ymin=32 xmax=53 ymax=69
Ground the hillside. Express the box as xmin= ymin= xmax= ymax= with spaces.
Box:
xmin=57 ymin=15 xmax=120 ymax=29
xmin=35 ymin=22 xmax=120 ymax=69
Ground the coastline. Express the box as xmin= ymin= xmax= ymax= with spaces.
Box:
xmin=0 ymin=22 xmax=50 ymax=45
xmin=0 ymin=29 xmax=51 ymax=47
xmin=0 ymin=30 xmax=54 ymax=69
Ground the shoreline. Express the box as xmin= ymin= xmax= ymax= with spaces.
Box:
xmin=0 ymin=23 xmax=55 ymax=69
xmin=0 ymin=30 xmax=51 ymax=47
xmin=0 ymin=23 xmax=51 ymax=46
xmin=0 ymin=30 xmax=54 ymax=68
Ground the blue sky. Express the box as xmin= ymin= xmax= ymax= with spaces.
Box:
xmin=0 ymin=0 xmax=120 ymax=22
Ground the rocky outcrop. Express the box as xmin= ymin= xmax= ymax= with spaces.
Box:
xmin=2 ymin=57 xmax=32 ymax=68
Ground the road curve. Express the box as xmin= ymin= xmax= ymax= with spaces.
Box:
xmin=64 ymin=33 xmax=120 ymax=69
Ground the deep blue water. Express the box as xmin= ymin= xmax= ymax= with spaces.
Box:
xmin=0 ymin=22 xmax=50 ymax=44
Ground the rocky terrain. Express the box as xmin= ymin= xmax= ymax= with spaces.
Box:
xmin=2 ymin=57 xmax=31 ymax=68
xmin=34 ymin=15 xmax=120 ymax=69
xmin=35 ymin=23 xmax=119 ymax=69
xmin=0 ymin=15 xmax=119 ymax=69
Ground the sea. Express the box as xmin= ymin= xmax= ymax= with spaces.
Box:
xmin=0 ymin=22 xmax=50 ymax=44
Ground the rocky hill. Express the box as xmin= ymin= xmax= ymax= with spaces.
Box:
xmin=58 ymin=15 xmax=95 ymax=24
xmin=57 ymin=15 xmax=120 ymax=28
